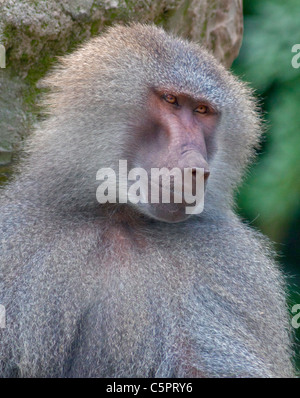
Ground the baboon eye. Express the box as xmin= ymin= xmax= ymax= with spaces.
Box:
xmin=195 ymin=105 xmax=208 ymax=114
xmin=163 ymin=94 xmax=177 ymax=105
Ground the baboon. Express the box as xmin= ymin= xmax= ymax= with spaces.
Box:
xmin=0 ymin=24 xmax=294 ymax=377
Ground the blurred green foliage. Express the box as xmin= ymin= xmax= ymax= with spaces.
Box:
xmin=232 ymin=0 xmax=300 ymax=372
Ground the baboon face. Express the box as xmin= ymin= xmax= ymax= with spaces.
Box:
xmin=52 ymin=25 xmax=244 ymax=222
xmin=124 ymin=88 xmax=219 ymax=222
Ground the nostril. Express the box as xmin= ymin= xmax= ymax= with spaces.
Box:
xmin=191 ymin=168 xmax=210 ymax=181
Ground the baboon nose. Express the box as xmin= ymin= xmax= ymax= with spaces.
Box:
xmin=191 ymin=168 xmax=210 ymax=181
xmin=204 ymin=170 xmax=210 ymax=181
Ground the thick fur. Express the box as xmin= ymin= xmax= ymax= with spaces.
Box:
xmin=0 ymin=24 xmax=294 ymax=377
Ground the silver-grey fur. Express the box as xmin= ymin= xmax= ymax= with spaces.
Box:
xmin=0 ymin=24 xmax=294 ymax=377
